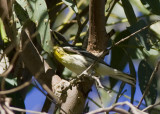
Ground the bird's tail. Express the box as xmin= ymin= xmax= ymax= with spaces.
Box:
xmin=96 ymin=64 xmax=136 ymax=86
xmin=108 ymin=71 xmax=135 ymax=86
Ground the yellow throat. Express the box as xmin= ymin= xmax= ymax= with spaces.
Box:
xmin=53 ymin=46 xmax=66 ymax=63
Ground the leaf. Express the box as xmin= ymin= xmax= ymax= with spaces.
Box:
xmin=14 ymin=1 xmax=28 ymax=46
xmin=83 ymin=101 xmax=90 ymax=113
xmin=121 ymin=0 xmax=137 ymax=25
xmin=5 ymin=78 xmax=18 ymax=86
xmin=110 ymin=30 xmax=135 ymax=87
xmin=62 ymin=68 xmax=72 ymax=79
xmin=122 ymin=0 xmax=152 ymax=51
xmin=14 ymin=1 xmax=29 ymax=25
xmin=62 ymin=0 xmax=78 ymax=13
xmin=16 ymin=0 xmax=53 ymax=54
xmin=127 ymin=20 xmax=152 ymax=50
xmin=0 ymin=18 xmax=8 ymax=44
xmin=140 ymin=0 xmax=160 ymax=15
xmin=111 ymin=31 xmax=132 ymax=70
xmin=138 ymin=60 xmax=157 ymax=106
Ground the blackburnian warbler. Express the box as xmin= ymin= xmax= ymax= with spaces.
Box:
xmin=53 ymin=46 xmax=135 ymax=86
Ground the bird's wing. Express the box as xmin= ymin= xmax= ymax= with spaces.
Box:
xmin=62 ymin=46 xmax=110 ymax=66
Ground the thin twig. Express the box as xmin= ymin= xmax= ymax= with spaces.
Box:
xmin=9 ymin=107 xmax=48 ymax=114
xmin=23 ymin=28 xmax=67 ymax=113
xmin=105 ymin=0 xmax=119 ymax=23
xmin=87 ymin=101 xmax=147 ymax=114
xmin=69 ymin=20 xmax=160 ymax=92
xmin=137 ymin=61 xmax=160 ymax=108
xmin=102 ymin=84 xmax=146 ymax=106
xmin=0 ymin=97 xmax=14 ymax=114
xmin=0 ymin=30 xmax=38 ymax=91
xmin=92 ymin=76 xmax=104 ymax=88
xmin=75 ymin=21 xmax=160 ymax=81
xmin=0 ymin=50 xmax=21 ymax=77
xmin=102 ymin=20 xmax=160 ymax=63
xmin=34 ymin=80 xmax=67 ymax=114
xmin=72 ymin=15 xmax=89 ymax=45
xmin=110 ymin=20 xmax=160 ymax=48
xmin=0 ymin=50 xmax=21 ymax=91
xmin=0 ymin=44 xmax=14 ymax=62
xmin=142 ymin=101 xmax=160 ymax=112
xmin=1 ymin=104 xmax=14 ymax=114
xmin=87 ymin=97 xmax=102 ymax=108
xmin=0 ymin=81 xmax=31 ymax=95
xmin=34 ymin=80 xmax=54 ymax=103
xmin=0 ymin=30 xmax=39 ymax=77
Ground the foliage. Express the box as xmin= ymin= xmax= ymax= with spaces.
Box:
xmin=1 ymin=0 xmax=160 ymax=113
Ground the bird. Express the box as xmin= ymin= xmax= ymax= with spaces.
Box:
xmin=53 ymin=46 xmax=135 ymax=86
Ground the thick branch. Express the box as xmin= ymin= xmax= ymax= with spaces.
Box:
xmin=20 ymin=21 xmax=58 ymax=102
xmin=87 ymin=0 xmax=107 ymax=54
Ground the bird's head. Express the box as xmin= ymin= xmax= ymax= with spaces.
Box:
xmin=53 ymin=46 xmax=67 ymax=62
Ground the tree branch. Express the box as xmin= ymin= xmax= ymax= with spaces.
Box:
xmin=87 ymin=0 xmax=108 ymax=54
xmin=87 ymin=101 xmax=147 ymax=114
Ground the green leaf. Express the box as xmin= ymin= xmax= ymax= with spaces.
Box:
xmin=62 ymin=0 xmax=78 ymax=13
xmin=5 ymin=78 xmax=18 ymax=86
xmin=14 ymin=1 xmax=28 ymax=46
xmin=0 ymin=18 xmax=8 ymax=44
xmin=14 ymin=1 xmax=29 ymax=25
xmin=16 ymin=0 xmax=53 ymax=54
xmin=110 ymin=30 xmax=136 ymax=87
xmin=113 ymin=30 xmax=146 ymax=59
xmin=127 ymin=20 xmax=152 ymax=50
xmin=122 ymin=0 xmax=152 ymax=50
xmin=138 ymin=60 xmax=157 ymax=106
xmin=111 ymin=47 xmax=127 ymax=71
xmin=121 ymin=0 xmax=137 ymax=25
xmin=110 ymin=46 xmax=126 ymax=87
xmin=140 ymin=0 xmax=160 ymax=15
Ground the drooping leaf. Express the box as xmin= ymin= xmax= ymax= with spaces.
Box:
xmin=83 ymin=101 xmax=90 ymax=113
xmin=140 ymin=0 xmax=160 ymax=15
xmin=121 ymin=0 xmax=137 ymax=25
xmin=14 ymin=1 xmax=29 ymax=25
xmin=138 ymin=60 xmax=157 ymax=106
xmin=62 ymin=0 xmax=78 ymax=13
xmin=16 ymin=0 xmax=53 ymax=54
xmin=122 ymin=0 xmax=152 ymax=51
xmin=110 ymin=30 xmax=135 ymax=87
xmin=14 ymin=1 xmax=28 ymax=46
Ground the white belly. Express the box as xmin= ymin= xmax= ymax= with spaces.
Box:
xmin=61 ymin=54 xmax=89 ymax=75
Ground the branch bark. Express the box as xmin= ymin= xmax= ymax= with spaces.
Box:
xmin=87 ymin=0 xmax=108 ymax=54
xmin=20 ymin=21 xmax=57 ymax=96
